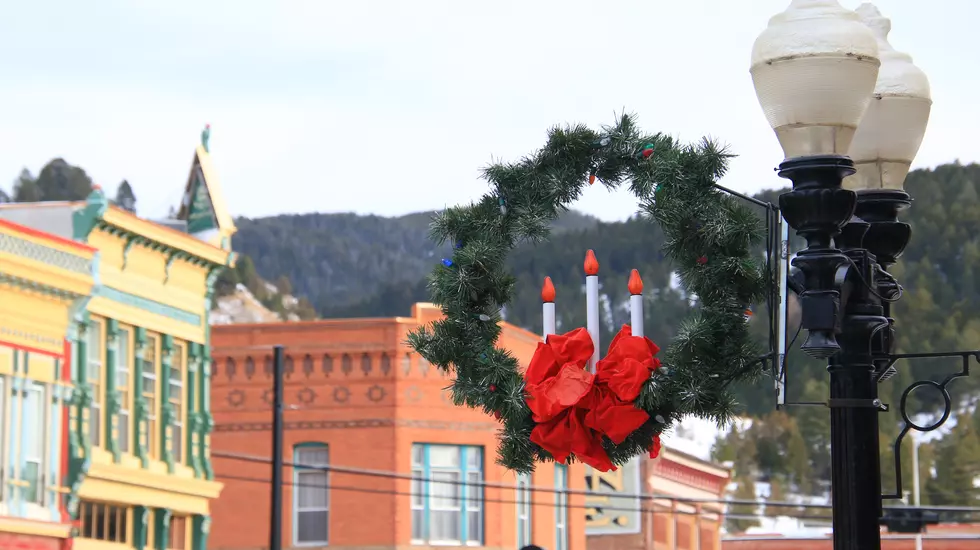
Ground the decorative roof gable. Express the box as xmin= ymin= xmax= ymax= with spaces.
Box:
xmin=176 ymin=127 xmax=236 ymax=251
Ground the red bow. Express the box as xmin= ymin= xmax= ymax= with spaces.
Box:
xmin=525 ymin=325 xmax=661 ymax=472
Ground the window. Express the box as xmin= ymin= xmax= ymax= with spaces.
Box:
xmin=78 ymin=501 xmax=129 ymax=543
xmin=411 ymin=444 xmax=483 ymax=546
xmin=22 ymin=382 xmax=45 ymax=504
xmin=294 ymin=444 xmax=329 ymax=545
xmin=87 ymin=321 xmax=103 ymax=446
xmin=168 ymin=515 xmax=188 ymax=550
xmin=555 ymin=465 xmax=568 ymax=550
xmin=142 ymin=336 xmax=158 ymax=458
xmin=517 ymin=473 xmax=532 ymax=548
xmin=117 ymin=329 xmax=131 ymax=454
xmin=169 ymin=344 xmax=185 ymax=462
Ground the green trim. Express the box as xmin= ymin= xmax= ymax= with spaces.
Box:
xmin=121 ymin=235 xmax=145 ymax=270
xmin=72 ymin=188 xmax=109 ymax=241
xmin=187 ymin=343 xmax=203 ymax=477
xmin=133 ymin=506 xmax=150 ymax=550
xmin=164 ymin=250 xmax=188 ymax=283
xmin=94 ymin=286 xmax=202 ymax=326
xmin=105 ymin=318 xmax=121 ymax=461
xmin=0 ymin=273 xmax=84 ymax=301
xmin=161 ymin=334 xmax=175 ymax=473
xmin=66 ymin=319 xmax=92 ymax=519
xmin=199 ymin=343 xmax=213 ymax=480
xmin=192 ymin=514 xmax=211 ymax=550
xmin=134 ymin=327 xmax=149 ymax=469
xmin=155 ymin=508 xmax=172 ymax=550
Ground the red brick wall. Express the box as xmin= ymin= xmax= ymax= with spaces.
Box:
xmin=209 ymin=305 xmax=585 ymax=550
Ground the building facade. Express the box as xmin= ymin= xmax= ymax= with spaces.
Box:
xmin=586 ymin=448 xmax=730 ymax=550
xmin=0 ymin=218 xmax=95 ymax=550
xmin=0 ymin=141 xmax=236 ymax=550
xmin=209 ymin=302 xmax=587 ymax=550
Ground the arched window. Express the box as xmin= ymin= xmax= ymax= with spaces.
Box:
xmin=322 ymin=354 xmax=333 ymax=377
xmin=303 ymin=355 xmax=314 ymax=377
xmin=380 ymin=353 xmax=392 ymax=376
xmin=244 ymin=357 xmax=255 ymax=379
xmin=293 ymin=443 xmax=329 ymax=545
xmin=341 ymin=354 xmax=353 ymax=376
xmin=360 ymin=353 xmax=372 ymax=376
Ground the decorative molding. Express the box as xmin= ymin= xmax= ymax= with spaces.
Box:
xmin=333 ymin=386 xmax=350 ymax=403
xmin=297 ymin=387 xmax=316 ymax=404
xmin=0 ymin=325 xmax=64 ymax=350
xmin=227 ymin=389 xmax=245 ymax=407
xmin=94 ymin=285 xmax=202 ymax=326
xmin=366 ymin=385 xmax=386 ymax=402
xmin=0 ymin=231 xmax=93 ymax=274
xmin=0 ymin=273 xmax=84 ymax=301
xmin=404 ymin=385 xmax=423 ymax=403
xmin=214 ymin=418 xmax=500 ymax=433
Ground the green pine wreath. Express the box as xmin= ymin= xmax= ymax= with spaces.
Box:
xmin=407 ymin=114 xmax=767 ymax=472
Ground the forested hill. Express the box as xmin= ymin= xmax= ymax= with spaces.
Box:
xmin=227 ymin=163 xmax=980 ymax=510
xmin=228 ymin=162 xmax=980 ymax=491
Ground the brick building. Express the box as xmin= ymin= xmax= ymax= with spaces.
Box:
xmin=586 ymin=446 xmax=730 ymax=550
xmin=209 ymin=303 xmax=587 ymax=550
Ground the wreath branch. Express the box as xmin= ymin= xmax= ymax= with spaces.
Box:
xmin=407 ymin=113 xmax=767 ymax=472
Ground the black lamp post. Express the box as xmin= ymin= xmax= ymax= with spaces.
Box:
xmin=751 ymin=2 xmax=931 ymax=549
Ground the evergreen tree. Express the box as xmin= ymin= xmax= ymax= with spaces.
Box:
xmin=12 ymin=168 xmax=42 ymax=202
xmin=928 ymin=422 xmax=980 ymax=505
xmin=765 ymin=477 xmax=788 ymax=518
xmin=33 ymin=158 xmax=93 ymax=200
xmin=727 ymin=476 xmax=760 ymax=532
xmin=114 ymin=180 xmax=137 ymax=213
xmin=0 ymin=188 xmax=9 ymax=203
xmin=275 ymin=275 xmax=293 ymax=296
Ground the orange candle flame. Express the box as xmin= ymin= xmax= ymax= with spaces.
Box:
xmin=628 ymin=269 xmax=643 ymax=295
xmin=541 ymin=276 xmax=556 ymax=303
xmin=584 ymin=250 xmax=600 ymax=276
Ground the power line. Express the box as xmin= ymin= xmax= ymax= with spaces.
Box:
xmin=211 ymin=450 xmax=980 ymax=516
xmin=218 ymin=473 xmax=837 ymax=523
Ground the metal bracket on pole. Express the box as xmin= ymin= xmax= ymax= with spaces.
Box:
xmin=826 ymin=398 xmax=888 ymax=411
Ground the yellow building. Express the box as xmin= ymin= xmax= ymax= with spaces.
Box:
xmin=0 ymin=217 xmax=95 ymax=550
xmin=0 ymin=139 xmax=236 ymax=550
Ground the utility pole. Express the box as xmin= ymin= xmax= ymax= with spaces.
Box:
xmin=270 ymin=345 xmax=285 ymax=550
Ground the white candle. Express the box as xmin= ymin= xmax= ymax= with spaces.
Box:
xmin=542 ymin=276 xmax=556 ymax=339
xmin=628 ymin=269 xmax=644 ymax=338
xmin=584 ymin=250 xmax=600 ymax=372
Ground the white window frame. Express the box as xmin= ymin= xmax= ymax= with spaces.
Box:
xmin=22 ymin=382 xmax=47 ymax=505
xmin=517 ymin=473 xmax=532 ymax=548
xmin=555 ymin=465 xmax=568 ymax=550
xmin=293 ymin=444 xmax=329 ymax=546
xmin=169 ymin=344 xmax=184 ymax=463
xmin=411 ymin=444 xmax=483 ymax=546
xmin=142 ymin=336 xmax=158 ymax=458
xmin=116 ymin=329 xmax=131 ymax=454
xmin=87 ymin=322 xmax=103 ymax=447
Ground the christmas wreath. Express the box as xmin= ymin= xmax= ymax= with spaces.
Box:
xmin=408 ymin=114 xmax=767 ymax=473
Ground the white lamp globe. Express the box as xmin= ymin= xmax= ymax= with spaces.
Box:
xmin=751 ymin=0 xmax=881 ymax=160
xmin=844 ymin=3 xmax=932 ymax=191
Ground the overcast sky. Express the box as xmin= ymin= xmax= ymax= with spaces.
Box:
xmin=0 ymin=0 xmax=975 ymax=222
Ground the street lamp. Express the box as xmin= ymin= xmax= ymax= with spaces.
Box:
xmin=751 ymin=1 xmax=930 ymax=549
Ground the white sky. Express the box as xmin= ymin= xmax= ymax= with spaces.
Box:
xmin=0 ymin=0 xmax=976 ymax=222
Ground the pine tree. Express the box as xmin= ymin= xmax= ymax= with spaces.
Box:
xmin=12 ymin=168 xmax=42 ymax=202
xmin=928 ymin=422 xmax=980 ymax=505
xmin=765 ymin=477 xmax=788 ymax=518
xmin=114 ymin=180 xmax=137 ymax=213
xmin=33 ymin=159 xmax=93 ymax=200
xmin=727 ymin=475 xmax=760 ymax=532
